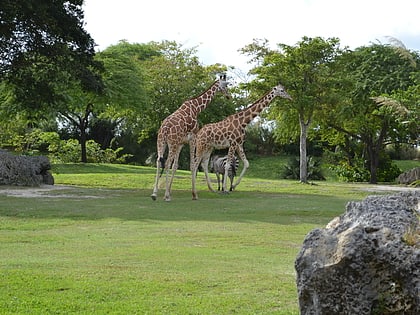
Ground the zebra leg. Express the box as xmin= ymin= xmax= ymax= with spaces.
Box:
xmin=229 ymin=174 xmax=234 ymax=191
xmin=222 ymin=150 xmax=236 ymax=193
xmin=216 ymin=172 xmax=221 ymax=191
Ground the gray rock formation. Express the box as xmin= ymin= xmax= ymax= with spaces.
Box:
xmin=0 ymin=150 xmax=54 ymax=186
xmin=397 ymin=167 xmax=420 ymax=185
xmin=295 ymin=191 xmax=419 ymax=315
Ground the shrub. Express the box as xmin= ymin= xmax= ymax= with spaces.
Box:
xmin=376 ymin=154 xmax=402 ymax=182
xmin=330 ymin=157 xmax=370 ymax=182
xmin=329 ymin=153 xmax=401 ymax=183
xmin=280 ymin=156 xmax=325 ymax=180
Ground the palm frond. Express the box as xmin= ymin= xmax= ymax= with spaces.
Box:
xmin=371 ymin=96 xmax=409 ymax=116
xmin=385 ymin=36 xmax=417 ymax=68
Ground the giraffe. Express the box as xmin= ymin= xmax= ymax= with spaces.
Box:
xmin=151 ymin=74 xmax=230 ymax=201
xmin=191 ymin=83 xmax=292 ymax=200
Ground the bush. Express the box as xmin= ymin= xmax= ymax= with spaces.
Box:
xmin=386 ymin=143 xmax=420 ymax=160
xmin=28 ymin=131 xmax=132 ymax=164
xmin=376 ymin=154 xmax=402 ymax=182
xmin=49 ymin=139 xmax=132 ymax=164
xmin=330 ymin=158 xmax=370 ymax=182
xmin=328 ymin=153 xmax=402 ymax=183
xmin=280 ymin=156 xmax=325 ymax=180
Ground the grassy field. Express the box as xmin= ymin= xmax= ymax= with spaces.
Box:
xmin=0 ymin=158 xmax=417 ymax=314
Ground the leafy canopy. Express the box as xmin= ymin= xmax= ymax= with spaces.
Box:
xmin=0 ymin=0 xmax=102 ymax=111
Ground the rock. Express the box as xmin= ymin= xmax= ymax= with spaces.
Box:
xmin=0 ymin=150 xmax=54 ymax=186
xmin=295 ymin=191 xmax=420 ymax=315
xmin=397 ymin=167 xmax=420 ymax=185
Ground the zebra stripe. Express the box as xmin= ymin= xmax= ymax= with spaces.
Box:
xmin=211 ymin=155 xmax=239 ymax=191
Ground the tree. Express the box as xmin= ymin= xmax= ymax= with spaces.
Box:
xmin=0 ymin=0 xmax=101 ymax=112
xmin=139 ymin=40 xmax=235 ymax=167
xmin=241 ymin=37 xmax=344 ymax=182
xmin=56 ymin=41 xmax=150 ymax=162
xmin=325 ymin=42 xmax=419 ymax=183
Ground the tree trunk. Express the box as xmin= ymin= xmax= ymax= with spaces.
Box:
xmin=299 ymin=117 xmax=308 ymax=183
xmin=367 ymin=122 xmax=387 ymax=184
xmin=79 ymin=103 xmax=93 ymax=163
xmin=80 ymin=122 xmax=88 ymax=163
xmin=367 ymin=145 xmax=378 ymax=184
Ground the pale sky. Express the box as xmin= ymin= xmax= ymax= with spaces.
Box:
xmin=83 ymin=0 xmax=420 ymax=71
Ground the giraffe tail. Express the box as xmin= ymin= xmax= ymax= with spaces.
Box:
xmin=159 ymin=157 xmax=166 ymax=177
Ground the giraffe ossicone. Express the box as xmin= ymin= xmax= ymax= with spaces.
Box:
xmin=151 ymin=74 xmax=230 ymax=201
xmin=191 ymin=83 xmax=292 ymax=200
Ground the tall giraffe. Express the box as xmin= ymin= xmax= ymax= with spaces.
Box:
xmin=151 ymin=74 xmax=230 ymax=201
xmin=191 ymin=84 xmax=292 ymax=200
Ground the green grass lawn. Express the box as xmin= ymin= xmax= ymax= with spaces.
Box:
xmin=0 ymin=160 xmax=415 ymax=314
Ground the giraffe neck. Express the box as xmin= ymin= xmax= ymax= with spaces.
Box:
xmin=236 ymin=90 xmax=276 ymax=125
xmin=189 ymin=80 xmax=220 ymax=115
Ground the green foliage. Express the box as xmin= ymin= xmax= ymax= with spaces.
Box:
xmin=0 ymin=0 xmax=102 ymax=110
xmin=142 ymin=41 xmax=234 ymax=130
xmin=328 ymin=153 xmax=401 ymax=183
xmin=17 ymin=129 xmax=131 ymax=164
xmin=137 ymin=40 xmax=235 ymax=167
xmin=281 ymin=156 xmax=326 ymax=181
xmin=376 ymin=154 xmax=402 ymax=182
xmin=240 ymin=36 xmax=345 ymax=183
xmin=244 ymin=121 xmax=279 ymax=156
xmin=47 ymin=139 xmax=131 ymax=164
xmin=386 ymin=143 xmax=420 ymax=160
xmin=330 ymin=158 xmax=371 ymax=182
xmin=324 ymin=42 xmax=420 ymax=183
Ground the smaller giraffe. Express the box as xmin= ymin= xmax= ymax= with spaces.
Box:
xmin=191 ymin=84 xmax=292 ymax=200
xmin=151 ymin=74 xmax=230 ymax=201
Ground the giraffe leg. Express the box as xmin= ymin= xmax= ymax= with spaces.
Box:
xmin=191 ymin=157 xmax=200 ymax=200
xmin=232 ymin=146 xmax=249 ymax=190
xmin=162 ymin=149 xmax=175 ymax=202
xmin=151 ymin=157 xmax=161 ymax=200
xmin=202 ymin=152 xmax=215 ymax=193
xmin=189 ymin=134 xmax=196 ymax=173
xmin=151 ymin=141 xmax=166 ymax=201
xmin=191 ymin=144 xmax=203 ymax=200
xmin=164 ymin=145 xmax=183 ymax=202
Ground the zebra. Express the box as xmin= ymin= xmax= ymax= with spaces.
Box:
xmin=210 ymin=155 xmax=239 ymax=192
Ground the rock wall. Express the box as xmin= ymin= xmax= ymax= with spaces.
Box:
xmin=0 ymin=150 xmax=54 ymax=186
xmin=295 ymin=191 xmax=419 ymax=315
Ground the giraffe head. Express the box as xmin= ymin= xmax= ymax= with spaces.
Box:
xmin=217 ymin=74 xmax=231 ymax=99
xmin=273 ymin=84 xmax=292 ymax=100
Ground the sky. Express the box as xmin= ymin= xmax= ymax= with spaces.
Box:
xmin=83 ymin=0 xmax=420 ymax=72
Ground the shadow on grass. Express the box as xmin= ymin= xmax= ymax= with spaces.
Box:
xmin=0 ymin=186 xmax=353 ymax=226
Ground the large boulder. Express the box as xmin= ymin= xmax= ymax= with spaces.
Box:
xmin=397 ymin=167 xmax=420 ymax=185
xmin=0 ymin=150 xmax=54 ymax=186
xmin=295 ymin=191 xmax=419 ymax=315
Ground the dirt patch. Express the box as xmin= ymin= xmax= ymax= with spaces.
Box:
xmin=359 ymin=185 xmax=419 ymax=193
xmin=0 ymin=185 xmax=101 ymax=198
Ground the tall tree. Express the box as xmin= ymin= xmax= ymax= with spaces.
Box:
xmin=56 ymin=42 xmax=150 ymax=162
xmin=241 ymin=37 xmax=344 ymax=182
xmin=139 ymin=41 xmax=235 ymax=167
xmin=325 ymin=43 xmax=419 ymax=183
xmin=0 ymin=0 xmax=101 ymax=112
